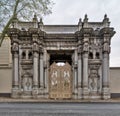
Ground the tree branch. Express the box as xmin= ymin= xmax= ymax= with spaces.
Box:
xmin=0 ymin=0 xmax=20 ymax=46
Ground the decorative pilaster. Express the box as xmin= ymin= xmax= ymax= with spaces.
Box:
xmin=102 ymin=52 xmax=110 ymax=99
xmin=40 ymin=52 xmax=44 ymax=90
xmin=32 ymin=34 xmax=39 ymax=98
xmin=100 ymin=27 xmax=115 ymax=99
xmin=102 ymin=34 xmax=110 ymax=99
xmin=82 ymin=52 xmax=89 ymax=99
xmin=12 ymin=42 xmax=19 ymax=98
xmin=82 ymin=30 xmax=91 ymax=99
xmin=39 ymin=32 xmax=44 ymax=98
xmin=72 ymin=50 xmax=78 ymax=99
xmin=8 ymin=30 xmax=20 ymax=98
xmin=78 ymin=53 xmax=82 ymax=99
xmin=77 ymin=35 xmax=82 ymax=99
xmin=44 ymin=51 xmax=49 ymax=98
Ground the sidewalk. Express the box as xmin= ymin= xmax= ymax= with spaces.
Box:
xmin=0 ymin=97 xmax=120 ymax=103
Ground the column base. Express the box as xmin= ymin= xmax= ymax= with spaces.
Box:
xmin=32 ymin=88 xmax=39 ymax=98
xmin=44 ymin=88 xmax=49 ymax=99
xmin=21 ymin=91 xmax=32 ymax=98
xmin=102 ymin=87 xmax=110 ymax=99
xmin=11 ymin=87 xmax=20 ymax=98
xmin=82 ymin=87 xmax=89 ymax=99
xmin=38 ymin=87 xmax=45 ymax=98
xmin=78 ymin=87 xmax=82 ymax=99
xmin=72 ymin=88 xmax=78 ymax=99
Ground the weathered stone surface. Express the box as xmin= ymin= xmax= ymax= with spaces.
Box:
xmin=8 ymin=14 xmax=115 ymax=100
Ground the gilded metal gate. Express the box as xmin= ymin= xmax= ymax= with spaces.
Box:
xmin=49 ymin=62 xmax=72 ymax=99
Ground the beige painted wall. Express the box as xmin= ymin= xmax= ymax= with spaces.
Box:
xmin=110 ymin=67 xmax=120 ymax=93
xmin=0 ymin=37 xmax=12 ymax=65
xmin=0 ymin=66 xmax=12 ymax=93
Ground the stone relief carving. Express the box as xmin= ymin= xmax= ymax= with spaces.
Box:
xmin=89 ymin=64 xmax=100 ymax=93
xmin=21 ymin=72 xmax=33 ymax=95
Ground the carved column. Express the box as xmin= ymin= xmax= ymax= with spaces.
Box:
xmin=39 ymin=35 xmax=44 ymax=97
xmin=33 ymin=51 xmax=39 ymax=88
xmin=12 ymin=42 xmax=19 ymax=98
xmin=78 ymin=52 xmax=82 ymax=99
xmin=72 ymin=50 xmax=78 ymax=99
xmin=32 ymin=34 xmax=39 ymax=98
xmin=39 ymin=52 xmax=44 ymax=89
xmin=100 ymin=27 xmax=115 ymax=99
xmin=102 ymin=52 xmax=110 ymax=99
xmin=77 ymin=36 xmax=82 ymax=99
xmin=82 ymin=33 xmax=89 ymax=99
xmin=83 ymin=52 xmax=89 ymax=99
xmin=102 ymin=37 xmax=110 ymax=99
xmin=44 ymin=51 xmax=49 ymax=98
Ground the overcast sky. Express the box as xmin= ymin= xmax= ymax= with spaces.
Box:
xmin=43 ymin=0 xmax=120 ymax=67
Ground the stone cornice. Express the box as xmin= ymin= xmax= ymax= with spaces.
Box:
xmin=75 ymin=28 xmax=94 ymax=38
xmin=8 ymin=28 xmax=20 ymax=36
xmin=99 ymin=27 xmax=116 ymax=37
xmin=28 ymin=28 xmax=45 ymax=37
xmin=79 ymin=28 xmax=94 ymax=36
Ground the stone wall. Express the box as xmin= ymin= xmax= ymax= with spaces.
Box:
xmin=0 ymin=66 xmax=12 ymax=93
xmin=110 ymin=67 xmax=120 ymax=97
xmin=0 ymin=66 xmax=120 ymax=97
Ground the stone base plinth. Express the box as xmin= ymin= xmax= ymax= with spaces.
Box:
xmin=78 ymin=87 xmax=82 ymax=99
xmin=82 ymin=87 xmax=89 ymax=99
xmin=32 ymin=88 xmax=38 ymax=98
xmin=38 ymin=88 xmax=45 ymax=98
xmin=90 ymin=92 xmax=101 ymax=99
xmin=72 ymin=88 xmax=78 ymax=99
xmin=102 ymin=87 xmax=110 ymax=99
xmin=11 ymin=88 xmax=20 ymax=98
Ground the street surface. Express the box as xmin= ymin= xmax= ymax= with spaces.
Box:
xmin=0 ymin=102 xmax=120 ymax=116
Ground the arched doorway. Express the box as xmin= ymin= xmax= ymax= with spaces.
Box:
xmin=49 ymin=62 xmax=72 ymax=99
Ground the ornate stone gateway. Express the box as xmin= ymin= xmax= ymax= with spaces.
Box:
xmin=8 ymin=14 xmax=115 ymax=100
xmin=49 ymin=62 xmax=72 ymax=99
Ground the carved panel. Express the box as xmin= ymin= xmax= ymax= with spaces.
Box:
xmin=21 ymin=72 xmax=33 ymax=95
xmin=88 ymin=62 xmax=101 ymax=95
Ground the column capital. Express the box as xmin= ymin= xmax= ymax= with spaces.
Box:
xmin=11 ymin=42 xmax=19 ymax=53
xmin=103 ymin=52 xmax=109 ymax=58
xmin=32 ymin=43 xmax=39 ymax=53
xmin=32 ymin=33 xmax=39 ymax=44
xmin=83 ymin=43 xmax=89 ymax=53
xmin=33 ymin=52 xmax=39 ymax=58
xmin=13 ymin=52 xmax=19 ymax=58
xmin=102 ymin=43 xmax=110 ymax=54
xmin=83 ymin=52 xmax=89 ymax=58
xmin=100 ymin=27 xmax=115 ymax=38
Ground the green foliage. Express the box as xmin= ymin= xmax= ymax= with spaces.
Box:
xmin=0 ymin=0 xmax=54 ymax=46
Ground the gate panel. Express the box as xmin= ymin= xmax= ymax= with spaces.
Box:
xmin=49 ymin=62 xmax=72 ymax=99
